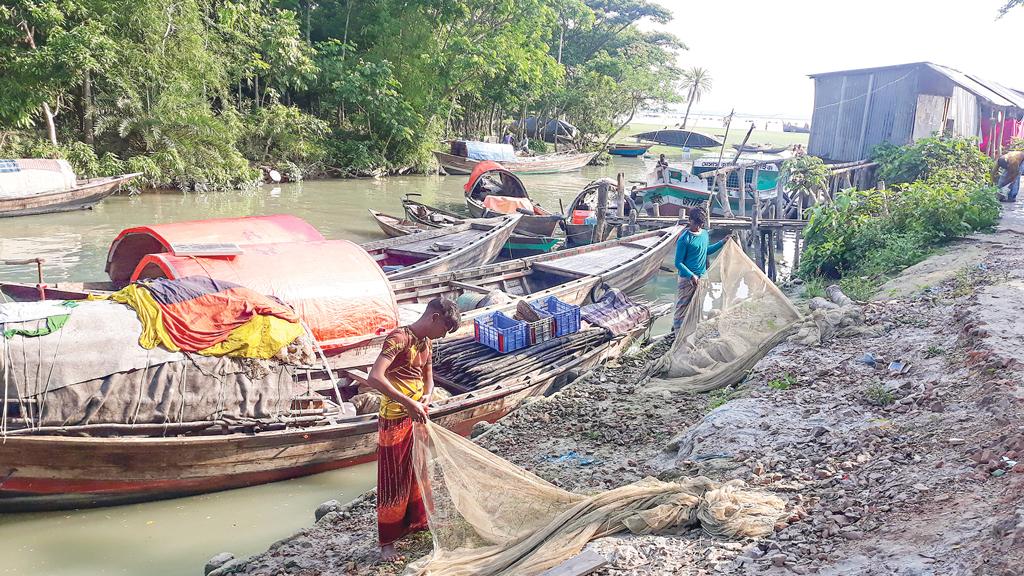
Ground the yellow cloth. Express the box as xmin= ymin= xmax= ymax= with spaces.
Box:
xmin=94 ymin=285 xmax=304 ymax=360
xmin=379 ymin=376 xmax=425 ymax=420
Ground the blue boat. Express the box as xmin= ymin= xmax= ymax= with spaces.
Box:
xmin=607 ymin=143 xmax=653 ymax=157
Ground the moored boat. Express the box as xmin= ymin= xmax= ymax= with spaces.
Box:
xmin=607 ymin=143 xmax=654 ymax=157
xmin=632 ymin=164 xmax=713 ymax=218
xmin=368 ymin=209 xmax=420 ymax=238
xmin=434 ymin=140 xmax=597 ymax=175
xmin=0 ymin=158 xmax=139 ymax=218
xmin=402 ymin=196 xmax=563 ymax=258
xmin=359 ymin=214 xmax=519 ymax=279
xmin=464 ymin=161 xmax=563 ymax=237
xmin=0 ymin=299 xmax=658 ymax=511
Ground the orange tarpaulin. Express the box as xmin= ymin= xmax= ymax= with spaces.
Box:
xmin=106 ymin=215 xmax=326 ymax=283
xmin=132 ymin=240 xmax=398 ymax=350
xmin=482 ymin=195 xmax=534 ymax=214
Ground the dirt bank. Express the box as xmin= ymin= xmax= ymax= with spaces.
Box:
xmin=216 ymin=209 xmax=1024 ymax=576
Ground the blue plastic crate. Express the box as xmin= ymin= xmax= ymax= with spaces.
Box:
xmin=474 ymin=311 xmax=529 ymax=353
xmin=529 ymin=296 xmax=581 ymax=337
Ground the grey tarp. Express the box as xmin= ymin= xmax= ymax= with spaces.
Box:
xmin=1 ymin=299 xmax=300 ymax=427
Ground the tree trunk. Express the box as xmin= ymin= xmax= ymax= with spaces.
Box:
xmin=42 ymin=103 xmax=57 ymax=147
xmin=603 ymin=102 xmax=638 ymax=148
xmin=680 ymin=86 xmax=696 ymax=129
xmin=83 ymin=69 xmax=94 ymax=146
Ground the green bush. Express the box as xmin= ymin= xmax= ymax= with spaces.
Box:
xmin=800 ymin=138 xmax=999 ymax=283
xmin=239 ymin=103 xmax=329 ymax=175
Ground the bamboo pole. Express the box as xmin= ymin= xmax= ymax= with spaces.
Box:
xmin=752 ymin=182 xmax=763 ymax=271
xmin=616 ymin=172 xmax=625 ymax=218
xmin=596 ymin=180 xmax=609 ymax=241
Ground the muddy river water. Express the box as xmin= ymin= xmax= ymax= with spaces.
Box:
xmin=0 ymin=156 xmax=685 ymax=576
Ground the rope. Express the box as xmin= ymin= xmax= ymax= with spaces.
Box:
xmin=300 ymin=319 xmax=343 ymax=406
xmin=811 ymin=71 xmax=915 ymax=113
xmin=33 ymin=314 xmax=69 ymax=430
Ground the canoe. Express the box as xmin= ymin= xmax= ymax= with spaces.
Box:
xmin=463 ymin=161 xmax=563 ymax=237
xmin=633 ymin=129 xmax=722 ymax=149
xmin=368 ymin=209 xmax=419 ymax=238
xmin=0 ymin=173 xmax=140 ymax=218
xmin=360 ymin=215 xmax=520 ymax=280
xmin=607 ymin=143 xmax=653 ymax=157
xmin=434 ymin=150 xmax=598 ymax=175
xmin=400 ymin=197 xmax=563 ymax=258
xmin=0 ymin=315 xmax=656 ymax=511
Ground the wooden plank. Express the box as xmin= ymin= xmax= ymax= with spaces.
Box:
xmin=540 ymin=550 xmax=608 ymax=576
xmin=450 ymin=280 xmax=491 ymax=294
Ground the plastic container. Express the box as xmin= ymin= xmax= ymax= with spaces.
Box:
xmin=474 ymin=311 xmax=529 ymax=353
xmin=525 ymin=315 xmax=554 ymax=346
xmin=529 ymin=296 xmax=581 ymax=338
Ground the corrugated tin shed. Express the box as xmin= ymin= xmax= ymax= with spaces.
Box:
xmin=807 ymin=62 xmax=1024 ymax=162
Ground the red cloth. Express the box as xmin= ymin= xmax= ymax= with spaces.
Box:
xmin=377 ymin=416 xmax=429 ymax=545
xmin=980 ymin=118 xmax=1024 ymax=154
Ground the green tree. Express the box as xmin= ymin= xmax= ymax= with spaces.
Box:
xmin=679 ymin=66 xmax=712 ymax=130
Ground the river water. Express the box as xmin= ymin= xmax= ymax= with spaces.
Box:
xmin=0 ymin=156 xmax=681 ymax=576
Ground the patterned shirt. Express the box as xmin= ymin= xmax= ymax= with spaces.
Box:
xmin=377 ymin=327 xmax=432 ymax=420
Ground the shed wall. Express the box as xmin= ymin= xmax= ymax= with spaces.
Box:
xmin=808 ymin=67 xmax=920 ymax=162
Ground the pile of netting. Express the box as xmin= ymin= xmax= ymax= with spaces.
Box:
xmin=406 ymin=423 xmax=786 ymax=575
xmin=650 ymin=240 xmax=802 ymax=393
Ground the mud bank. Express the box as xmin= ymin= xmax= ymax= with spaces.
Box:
xmin=217 ymin=215 xmax=1024 ymax=576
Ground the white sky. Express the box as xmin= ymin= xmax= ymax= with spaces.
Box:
xmin=649 ymin=0 xmax=1024 ymax=119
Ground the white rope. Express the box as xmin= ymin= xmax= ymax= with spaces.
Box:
xmin=300 ymin=320 xmax=344 ymax=407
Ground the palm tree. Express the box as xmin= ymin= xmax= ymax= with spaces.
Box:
xmin=680 ymin=67 xmax=713 ymax=130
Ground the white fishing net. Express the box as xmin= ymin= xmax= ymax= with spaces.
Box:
xmin=406 ymin=423 xmax=786 ymax=575
xmin=651 ymin=239 xmax=802 ymax=392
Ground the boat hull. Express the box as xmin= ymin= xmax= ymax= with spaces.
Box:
xmin=607 ymin=144 xmax=652 ymax=158
xmin=434 ymin=150 xmax=598 ymax=175
xmin=0 ymin=327 xmax=646 ymax=511
xmin=0 ymin=174 xmax=139 ymax=218
xmin=465 ymin=198 xmax=562 ymax=237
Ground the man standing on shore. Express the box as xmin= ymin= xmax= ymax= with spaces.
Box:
xmin=672 ymin=206 xmax=731 ymax=332
xmin=366 ymin=298 xmax=460 ymax=561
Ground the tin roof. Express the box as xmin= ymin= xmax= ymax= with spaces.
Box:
xmin=809 ymin=62 xmax=1024 ymax=109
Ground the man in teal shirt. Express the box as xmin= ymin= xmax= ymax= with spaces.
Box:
xmin=672 ymin=206 xmax=731 ymax=332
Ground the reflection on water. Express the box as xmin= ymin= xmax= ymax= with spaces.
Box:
xmin=0 ymin=464 xmax=376 ymax=576
xmin=0 ymin=157 xmax=682 ymax=576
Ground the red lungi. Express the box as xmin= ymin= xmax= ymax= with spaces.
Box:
xmin=377 ymin=416 xmax=429 ymax=545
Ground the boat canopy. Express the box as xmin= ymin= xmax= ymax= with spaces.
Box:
xmin=0 ymin=159 xmax=77 ymax=198
xmin=131 ymin=240 xmax=399 ymax=351
xmin=451 ymin=141 xmax=516 ymax=162
xmin=106 ymin=215 xmax=325 ymax=283
xmin=465 ymin=161 xmax=529 ymax=201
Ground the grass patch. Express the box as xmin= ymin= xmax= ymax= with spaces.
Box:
xmin=618 ymin=122 xmax=808 ymax=160
xmin=767 ymin=373 xmax=796 ymax=391
xmin=707 ymin=387 xmax=743 ymax=409
xmin=924 ymin=346 xmax=945 ymax=359
xmin=803 ymin=276 xmax=826 ymax=299
xmin=839 ymin=276 xmax=879 ymax=302
xmin=865 ymin=383 xmax=894 ymax=406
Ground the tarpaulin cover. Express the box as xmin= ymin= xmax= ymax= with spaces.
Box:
xmin=482 ymin=195 xmax=533 ymax=215
xmin=104 ymin=277 xmax=304 ymax=359
xmin=0 ymin=159 xmax=77 ymax=198
xmin=404 ymin=422 xmax=787 ymax=575
xmin=132 ymin=240 xmax=398 ymax=350
xmin=462 ymin=142 xmax=516 ymax=162
xmin=106 ymin=214 xmax=326 ymax=283
xmin=650 ymin=240 xmax=801 ymax=392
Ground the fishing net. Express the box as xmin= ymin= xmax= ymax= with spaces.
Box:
xmin=650 ymin=239 xmax=802 ymax=393
xmin=406 ymin=422 xmax=786 ymax=576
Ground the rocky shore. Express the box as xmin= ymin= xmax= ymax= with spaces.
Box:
xmin=214 ymin=208 xmax=1024 ymax=576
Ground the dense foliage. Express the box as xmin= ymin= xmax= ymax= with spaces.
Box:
xmin=0 ymin=0 xmax=687 ymax=188
xmin=800 ymin=137 xmax=999 ymax=283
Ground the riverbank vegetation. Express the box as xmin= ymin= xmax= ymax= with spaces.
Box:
xmin=796 ymin=137 xmax=1000 ymax=299
xmin=0 ymin=0 xmax=687 ymax=189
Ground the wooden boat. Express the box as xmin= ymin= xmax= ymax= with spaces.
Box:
xmin=434 ymin=140 xmax=597 ymax=175
xmin=0 ymin=173 xmax=140 ymax=218
xmin=0 ymin=317 xmax=657 ymax=511
xmin=402 ymin=196 xmax=563 ymax=258
xmin=360 ymin=215 xmax=519 ymax=280
xmin=633 ymin=129 xmax=722 ymax=149
xmin=633 ymin=165 xmax=714 ymax=218
xmin=731 ymin=143 xmax=790 ymax=154
xmin=1 ymin=226 xmax=681 ymax=370
xmin=368 ymin=209 xmax=420 ymax=238
xmin=607 ymin=143 xmax=654 ymax=157
xmin=464 ymin=161 xmax=563 ymax=237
